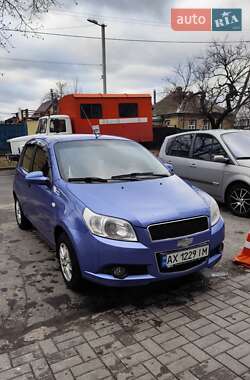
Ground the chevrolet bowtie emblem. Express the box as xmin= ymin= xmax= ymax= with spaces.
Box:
xmin=177 ymin=237 xmax=194 ymax=249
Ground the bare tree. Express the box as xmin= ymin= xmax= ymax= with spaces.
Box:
xmin=166 ymin=41 xmax=250 ymax=129
xmin=43 ymin=81 xmax=68 ymax=102
xmin=0 ymin=0 xmax=57 ymax=48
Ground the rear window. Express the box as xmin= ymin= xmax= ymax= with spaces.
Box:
xmin=50 ymin=119 xmax=66 ymax=133
xmin=167 ymin=134 xmax=193 ymax=158
xmin=80 ymin=104 xmax=102 ymax=119
xmin=119 ymin=103 xmax=138 ymax=118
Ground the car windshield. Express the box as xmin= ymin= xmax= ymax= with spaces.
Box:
xmin=222 ymin=132 xmax=250 ymax=159
xmin=55 ymin=139 xmax=169 ymax=182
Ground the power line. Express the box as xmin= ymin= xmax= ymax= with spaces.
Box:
xmin=0 ymin=57 xmax=101 ymax=66
xmin=3 ymin=28 xmax=249 ymax=44
xmin=51 ymin=10 xmax=168 ymax=27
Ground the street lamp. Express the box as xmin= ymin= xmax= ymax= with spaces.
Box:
xmin=87 ymin=18 xmax=107 ymax=94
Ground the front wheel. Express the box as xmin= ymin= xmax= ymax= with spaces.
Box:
xmin=226 ymin=183 xmax=250 ymax=217
xmin=14 ymin=198 xmax=31 ymax=230
xmin=57 ymin=233 xmax=82 ymax=290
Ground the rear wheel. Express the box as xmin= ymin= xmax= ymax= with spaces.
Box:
xmin=226 ymin=183 xmax=250 ymax=217
xmin=57 ymin=233 xmax=82 ymax=290
xmin=14 ymin=198 xmax=31 ymax=230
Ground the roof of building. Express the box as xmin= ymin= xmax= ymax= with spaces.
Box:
xmin=154 ymin=88 xmax=225 ymax=117
xmin=32 ymin=100 xmax=53 ymax=118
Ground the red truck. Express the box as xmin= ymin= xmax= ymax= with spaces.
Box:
xmin=9 ymin=93 xmax=153 ymax=155
xmin=58 ymin=93 xmax=153 ymax=142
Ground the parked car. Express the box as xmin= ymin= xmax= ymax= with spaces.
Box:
xmin=13 ymin=135 xmax=224 ymax=289
xmin=159 ymin=130 xmax=250 ymax=217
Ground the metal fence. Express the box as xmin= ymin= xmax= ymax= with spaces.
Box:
xmin=0 ymin=123 xmax=27 ymax=153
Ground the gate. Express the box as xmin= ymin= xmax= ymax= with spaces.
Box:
xmin=0 ymin=123 xmax=27 ymax=153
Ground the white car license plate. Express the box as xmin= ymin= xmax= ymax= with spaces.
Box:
xmin=161 ymin=244 xmax=209 ymax=269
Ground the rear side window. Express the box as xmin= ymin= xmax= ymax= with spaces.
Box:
xmin=192 ymin=135 xmax=226 ymax=161
xmin=167 ymin=134 xmax=193 ymax=158
xmin=50 ymin=119 xmax=66 ymax=133
xmin=80 ymin=104 xmax=102 ymax=119
xmin=32 ymin=147 xmax=51 ymax=178
xmin=20 ymin=145 xmax=35 ymax=172
xmin=119 ymin=103 xmax=138 ymax=118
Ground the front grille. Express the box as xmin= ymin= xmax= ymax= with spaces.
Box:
xmin=148 ymin=217 xmax=208 ymax=241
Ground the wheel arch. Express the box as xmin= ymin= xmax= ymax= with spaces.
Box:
xmin=225 ymin=180 xmax=250 ymax=202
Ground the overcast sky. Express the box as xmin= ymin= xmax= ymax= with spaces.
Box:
xmin=0 ymin=0 xmax=249 ymax=119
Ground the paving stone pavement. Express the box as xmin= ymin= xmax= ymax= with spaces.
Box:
xmin=1 ymin=272 xmax=250 ymax=380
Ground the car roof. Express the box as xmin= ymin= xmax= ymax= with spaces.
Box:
xmin=165 ymin=129 xmax=248 ymax=139
xmin=30 ymin=134 xmax=130 ymax=144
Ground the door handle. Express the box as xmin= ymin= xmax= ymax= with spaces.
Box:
xmin=189 ymin=163 xmax=197 ymax=168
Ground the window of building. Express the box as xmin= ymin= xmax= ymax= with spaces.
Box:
xmin=80 ymin=104 xmax=102 ymax=119
xmin=167 ymin=134 xmax=193 ymax=158
xmin=203 ymin=120 xmax=211 ymax=130
xmin=188 ymin=120 xmax=197 ymax=130
xmin=20 ymin=145 xmax=36 ymax=172
xmin=119 ymin=103 xmax=138 ymax=118
xmin=32 ymin=146 xmax=51 ymax=178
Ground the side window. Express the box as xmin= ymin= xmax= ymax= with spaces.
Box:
xmin=20 ymin=145 xmax=35 ymax=172
xmin=32 ymin=146 xmax=51 ymax=178
xmin=36 ymin=119 xmax=47 ymax=134
xmin=119 ymin=103 xmax=138 ymax=118
xmin=167 ymin=134 xmax=193 ymax=158
xmin=192 ymin=135 xmax=227 ymax=161
xmin=50 ymin=119 xmax=66 ymax=133
xmin=212 ymin=139 xmax=227 ymax=158
xmin=80 ymin=104 xmax=102 ymax=119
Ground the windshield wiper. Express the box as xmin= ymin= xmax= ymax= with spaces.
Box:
xmin=237 ymin=157 xmax=250 ymax=160
xmin=68 ymin=177 xmax=108 ymax=183
xmin=111 ymin=172 xmax=168 ymax=180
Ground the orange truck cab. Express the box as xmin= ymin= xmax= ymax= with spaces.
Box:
xmin=58 ymin=93 xmax=153 ymax=142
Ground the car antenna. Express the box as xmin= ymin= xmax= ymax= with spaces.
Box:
xmin=92 ymin=125 xmax=101 ymax=139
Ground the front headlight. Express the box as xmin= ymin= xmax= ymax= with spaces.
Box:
xmin=210 ymin=197 xmax=221 ymax=226
xmin=83 ymin=208 xmax=138 ymax=241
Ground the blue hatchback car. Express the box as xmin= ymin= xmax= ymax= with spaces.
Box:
xmin=13 ymin=135 xmax=224 ymax=289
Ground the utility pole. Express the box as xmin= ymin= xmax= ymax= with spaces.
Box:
xmin=87 ymin=19 xmax=107 ymax=94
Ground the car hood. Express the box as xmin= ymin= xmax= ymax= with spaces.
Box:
xmin=237 ymin=159 xmax=250 ymax=168
xmin=66 ymin=175 xmax=210 ymax=228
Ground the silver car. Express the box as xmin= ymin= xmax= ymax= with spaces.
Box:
xmin=159 ymin=130 xmax=250 ymax=217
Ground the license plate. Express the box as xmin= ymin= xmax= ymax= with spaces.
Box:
xmin=160 ymin=244 xmax=209 ymax=269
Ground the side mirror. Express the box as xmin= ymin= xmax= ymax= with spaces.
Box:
xmin=25 ymin=171 xmax=50 ymax=186
xmin=163 ymin=163 xmax=174 ymax=175
xmin=213 ymin=155 xmax=230 ymax=164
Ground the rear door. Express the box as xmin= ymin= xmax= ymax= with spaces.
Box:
xmin=15 ymin=143 xmax=36 ymax=216
xmin=187 ymin=133 xmax=228 ymax=198
xmin=163 ymin=133 xmax=194 ymax=178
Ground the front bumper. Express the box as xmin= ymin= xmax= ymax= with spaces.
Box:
xmin=75 ymin=217 xmax=224 ymax=287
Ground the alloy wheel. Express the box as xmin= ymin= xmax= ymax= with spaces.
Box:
xmin=229 ymin=187 xmax=250 ymax=216
xmin=15 ymin=200 xmax=22 ymax=225
xmin=59 ymin=242 xmax=73 ymax=282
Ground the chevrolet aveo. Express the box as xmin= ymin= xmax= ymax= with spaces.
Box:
xmin=13 ymin=135 xmax=224 ymax=289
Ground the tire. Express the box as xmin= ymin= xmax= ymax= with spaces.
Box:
xmin=14 ymin=197 xmax=31 ymax=230
xmin=226 ymin=183 xmax=250 ymax=217
xmin=56 ymin=232 xmax=82 ymax=290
